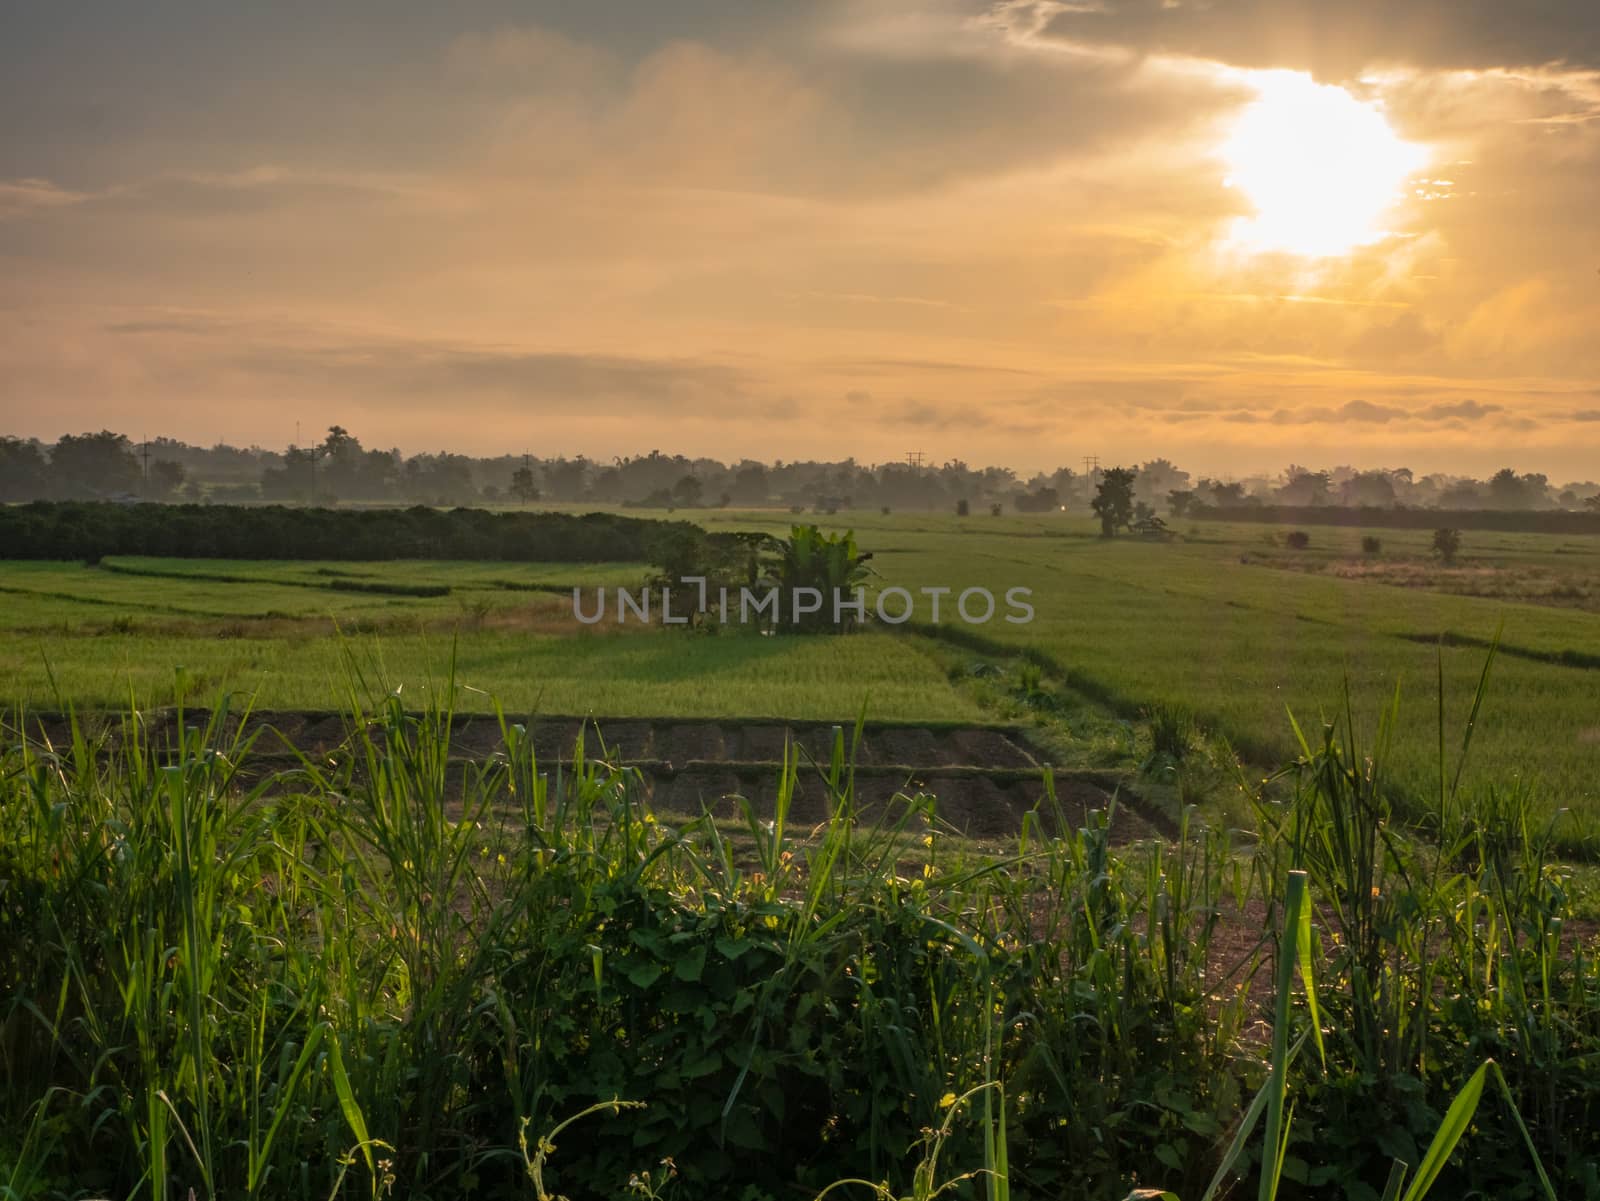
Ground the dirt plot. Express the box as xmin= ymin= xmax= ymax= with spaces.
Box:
xmin=7 ymin=709 xmax=1168 ymax=844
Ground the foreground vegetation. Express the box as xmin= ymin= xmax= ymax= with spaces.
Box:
xmin=1 ymin=665 xmax=1596 ymax=1199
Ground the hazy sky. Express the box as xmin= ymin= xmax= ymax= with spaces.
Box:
xmin=3 ymin=1 xmax=1598 ymax=477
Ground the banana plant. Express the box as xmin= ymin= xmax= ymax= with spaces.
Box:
xmin=760 ymin=524 xmax=875 ymax=632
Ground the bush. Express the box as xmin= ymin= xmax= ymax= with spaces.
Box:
xmin=1361 ymin=535 xmax=1382 ymax=554
xmin=955 ymin=499 xmax=970 ymax=517
xmin=1433 ymin=527 xmax=1462 ymax=564
xmin=1286 ymin=530 xmax=1311 ymax=549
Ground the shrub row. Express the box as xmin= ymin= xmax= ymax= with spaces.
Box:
xmin=0 ymin=501 xmax=697 ymax=562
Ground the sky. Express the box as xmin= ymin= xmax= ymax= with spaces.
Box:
xmin=2 ymin=0 xmax=1598 ymax=478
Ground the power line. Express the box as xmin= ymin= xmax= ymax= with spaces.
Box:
xmin=1081 ymin=455 xmax=1100 ymax=475
xmin=905 ymin=451 xmax=925 ymax=469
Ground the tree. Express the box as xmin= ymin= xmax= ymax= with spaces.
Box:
xmin=50 ymin=431 xmax=142 ymax=498
xmin=509 ymin=466 xmax=540 ymax=505
xmin=1587 ymin=495 xmax=1600 ymax=514
xmin=730 ymin=463 xmax=769 ymax=505
xmin=1433 ymin=528 xmax=1462 ymax=565
xmin=402 ymin=454 xmax=475 ymax=505
xmin=1200 ymin=479 xmax=1247 ymax=507
xmin=671 ymin=475 xmax=704 ymax=508
xmin=149 ymin=459 xmax=186 ymax=498
xmin=955 ymin=498 xmax=970 ymax=517
xmin=1487 ymin=468 xmax=1548 ymax=511
xmin=1135 ymin=457 xmax=1189 ymax=505
xmin=259 ymin=445 xmax=319 ymax=502
xmin=1090 ymin=466 xmax=1137 ymax=537
xmin=1167 ymin=489 xmax=1196 ymax=518
xmin=0 ymin=437 xmax=51 ymax=501
xmin=1278 ymin=468 xmax=1331 ymax=506
xmin=1340 ymin=470 xmax=1397 ymax=507
xmin=544 ymin=457 xmax=590 ymax=501
xmin=1013 ymin=486 xmax=1058 ymax=513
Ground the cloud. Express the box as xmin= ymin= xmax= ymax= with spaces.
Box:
xmin=1222 ymin=398 xmax=1506 ymax=426
xmin=70 ymin=313 xmax=754 ymax=415
xmin=446 ymin=25 xmax=618 ymax=91
xmin=3 ymin=4 xmax=1599 ymax=477
xmin=1024 ymin=0 xmax=1600 ymax=80
xmin=225 ymin=343 xmax=752 ymax=415
xmin=1417 ymin=399 xmax=1501 ymax=421
xmin=0 ymin=178 xmax=86 ymax=219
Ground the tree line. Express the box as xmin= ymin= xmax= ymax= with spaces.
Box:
xmin=2 ymin=427 xmax=1597 ymax=515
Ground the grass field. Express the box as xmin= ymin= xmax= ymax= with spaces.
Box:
xmin=2 ymin=510 xmax=1597 ymax=847
xmin=3 ymin=513 xmax=1599 ymax=1200
xmin=708 ymin=510 xmax=1600 ymax=849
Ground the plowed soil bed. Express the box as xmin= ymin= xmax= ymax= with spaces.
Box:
xmin=10 ymin=710 xmax=1170 ymax=844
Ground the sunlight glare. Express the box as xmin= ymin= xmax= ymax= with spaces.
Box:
xmin=1220 ymin=71 xmax=1428 ymax=258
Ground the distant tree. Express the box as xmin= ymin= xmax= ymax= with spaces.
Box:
xmin=1487 ymin=468 xmax=1548 ymax=510
xmin=0 ymin=436 xmax=51 ymax=501
xmin=1433 ymin=527 xmax=1462 ymax=565
xmin=1012 ymin=486 xmax=1059 ymax=513
xmin=50 ymin=431 xmax=142 ymax=498
xmin=544 ymin=457 xmax=590 ymax=501
xmin=1278 ymin=468 xmax=1332 ymax=506
xmin=509 ymin=466 xmax=540 ymax=505
xmin=1200 ymin=479 xmax=1247 ymax=507
xmin=1587 ymin=496 xmax=1600 ymax=514
xmin=1341 ymin=471 xmax=1398 ymax=507
xmin=730 ymin=463 xmax=770 ymax=505
xmin=1286 ymin=530 xmax=1311 ymax=549
xmin=990 ymin=503 xmax=1003 ymax=517
xmin=1167 ymin=489 xmax=1196 ymax=518
xmin=1437 ymin=480 xmax=1483 ymax=509
xmin=402 ymin=454 xmax=476 ymax=505
xmin=260 ymin=445 xmax=319 ymax=502
xmin=1361 ymin=535 xmax=1382 ymax=555
xmin=671 ymin=475 xmax=704 ymax=508
xmin=955 ymin=498 xmax=970 ymax=517
xmin=148 ymin=459 xmax=186 ymax=498
xmin=1090 ymin=467 xmax=1137 ymax=537
xmin=1135 ymin=457 xmax=1190 ymax=503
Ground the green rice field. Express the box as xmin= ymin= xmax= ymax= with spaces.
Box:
xmin=2 ymin=510 xmax=1597 ymax=847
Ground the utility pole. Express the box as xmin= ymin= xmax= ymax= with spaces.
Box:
xmin=906 ymin=451 xmax=925 ymax=469
xmin=1081 ymin=455 xmax=1100 ymax=476
xmin=141 ymin=435 xmax=151 ymax=497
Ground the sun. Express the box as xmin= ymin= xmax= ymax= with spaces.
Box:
xmin=1220 ymin=70 xmax=1428 ymax=258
